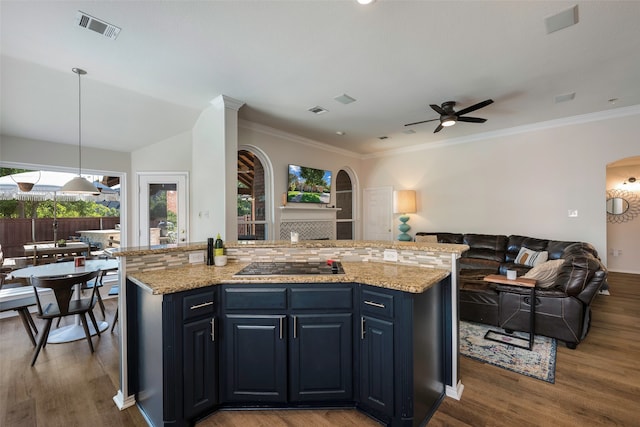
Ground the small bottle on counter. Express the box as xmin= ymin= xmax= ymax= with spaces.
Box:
xmin=207 ymin=237 xmax=214 ymax=265
xmin=214 ymin=233 xmax=224 ymax=257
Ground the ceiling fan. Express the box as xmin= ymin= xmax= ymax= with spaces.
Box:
xmin=404 ymin=99 xmax=494 ymax=133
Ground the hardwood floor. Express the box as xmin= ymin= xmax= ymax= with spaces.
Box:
xmin=1 ymin=272 xmax=638 ymax=426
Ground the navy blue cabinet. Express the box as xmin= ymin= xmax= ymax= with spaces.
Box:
xmin=360 ymin=315 xmax=394 ymax=416
xmin=129 ymin=277 xmax=448 ymax=427
xmin=357 ymin=283 xmax=447 ymax=426
xmin=220 ymin=284 xmax=354 ymax=405
xmin=182 ymin=288 xmax=218 ymax=419
xmin=223 ymin=314 xmax=287 ymax=403
xmin=129 ymin=281 xmax=218 ymax=427
xmin=290 ymin=313 xmax=353 ymax=402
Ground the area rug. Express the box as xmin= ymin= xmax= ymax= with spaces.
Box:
xmin=459 ymin=320 xmax=557 ymax=383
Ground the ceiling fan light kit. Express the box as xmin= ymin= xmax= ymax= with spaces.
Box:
xmin=405 ymin=99 xmax=493 ymax=133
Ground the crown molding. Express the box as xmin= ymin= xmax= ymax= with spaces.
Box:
xmin=363 ymin=104 xmax=640 ymax=159
xmin=210 ymin=95 xmax=245 ymax=111
xmin=238 ymin=120 xmax=360 ymax=159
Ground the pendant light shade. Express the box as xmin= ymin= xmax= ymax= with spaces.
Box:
xmin=61 ymin=67 xmax=98 ymax=194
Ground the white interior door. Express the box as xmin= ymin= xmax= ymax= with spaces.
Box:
xmin=363 ymin=186 xmax=393 ymax=241
xmin=138 ymin=173 xmax=188 ymax=246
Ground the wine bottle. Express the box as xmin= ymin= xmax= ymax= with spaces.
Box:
xmin=214 ymin=233 xmax=224 ymax=257
xmin=207 ymin=238 xmax=214 ymax=265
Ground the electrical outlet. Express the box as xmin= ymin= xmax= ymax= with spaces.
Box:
xmin=383 ymin=249 xmax=398 ymax=262
xmin=189 ymin=251 xmax=205 ymax=264
xmin=568 ymin=209 xmax=578 ymax=217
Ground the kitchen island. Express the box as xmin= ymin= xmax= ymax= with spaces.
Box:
xmin=109 ymin=240 xmax=468 ymax=427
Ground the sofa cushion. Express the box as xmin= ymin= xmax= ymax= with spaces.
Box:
xmin=546 ymin=240 xmax=578 ymax=260
xmin=505 ymin=235 xmax=549 ymax=263
xmin=554 ymin=254 xmax=600 ymax=297
xmin=515 ymin=247 xmax=549 ymax=267
xmin=463 ymin=234 xmax=508 ymax=263
xmin=523 ymin=259 xmax=565 ymax=288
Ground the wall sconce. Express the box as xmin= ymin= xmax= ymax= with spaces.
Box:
xmin=393 ymin=190 xmax=416 ymax=241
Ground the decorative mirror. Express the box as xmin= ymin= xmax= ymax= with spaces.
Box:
xmin=606 ymin=188 xmax=640 ymax=223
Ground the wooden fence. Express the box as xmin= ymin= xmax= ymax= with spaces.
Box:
xmin=0 ymin=217 xmax=119 ymax=258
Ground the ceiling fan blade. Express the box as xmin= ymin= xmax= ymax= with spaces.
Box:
xmin=433 ymin=124 xmax=443 ymax=133
xmin=404 ymin=118 xmax=439 ymax=127
xmin=457 ymin=116 xmax=487 ymax=123
xmin=430 ymin=104 xmax=446 ymax=115
xmin=455 ymin=99 xmax=494 ymax=116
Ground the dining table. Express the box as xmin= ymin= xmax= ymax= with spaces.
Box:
xmin=11 ymin=258 xmax=119 ymax=344
xmin=23 ymin=241 xmax=90 ymax=265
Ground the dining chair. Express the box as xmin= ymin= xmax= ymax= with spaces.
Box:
xmin=30 ymin=270 xmax=102 ymax=366
xmin=0 ymin=272 xmax=39 ymax=346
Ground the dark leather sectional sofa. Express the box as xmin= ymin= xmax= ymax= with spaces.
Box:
xmin=416 ymin=232 xmax=608 ymax=349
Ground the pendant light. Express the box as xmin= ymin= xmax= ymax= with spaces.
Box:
xmin=61 ymin=67 xmax=99 ymax=194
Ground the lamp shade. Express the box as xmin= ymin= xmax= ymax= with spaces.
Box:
xmin=393 ymin=190 xmax=416 ymax=214
xmin=60 ymin=176 xmax=99 ymax=194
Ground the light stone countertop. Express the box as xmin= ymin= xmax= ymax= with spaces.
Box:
xmin=127 ymin=261 xmax=450 ymax=295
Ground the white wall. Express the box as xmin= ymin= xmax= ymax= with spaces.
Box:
xmin=606 ymin=162 xmax=640 ymax=274
xmin=361 ymin=111 xmax=640 ymax=268
xmin=238 ymin=121 xmax=363 ymax=240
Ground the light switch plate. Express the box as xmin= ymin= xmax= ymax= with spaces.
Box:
xmin=568 ymin=210 xmax=578 ymax=217
xmin=189 ymin=251 xmax=205 ymax=264
xmin=383 ymin=249 xmax=398 ymax=262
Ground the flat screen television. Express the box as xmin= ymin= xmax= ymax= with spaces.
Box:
xmin=287 ymin=164 xmax=332 ymax=204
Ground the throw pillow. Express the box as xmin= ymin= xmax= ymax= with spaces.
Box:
xmin=523 ymin=259 xmax=565 ymax=288
xmin=515 ymin=247 xmax=549 ymax=267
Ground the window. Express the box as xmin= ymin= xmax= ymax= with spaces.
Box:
xmin=237 ymin=149 xmax=268 ymax=240
xmin=335 ymin=170 xmax=354 ymax=240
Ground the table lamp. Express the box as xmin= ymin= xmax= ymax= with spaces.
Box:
xmin=393 ymin=190 xmax=416 ymax=241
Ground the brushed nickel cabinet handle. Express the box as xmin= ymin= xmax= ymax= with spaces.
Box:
xmin=361 ymin=317 xmax=365 ymax=340
xmin=279 ymin=316 xmax=284 ymax=340
xmin=210 ymin=318 xmax=215 ymax=342
xmin=191 ymin=301 xmax=213 ymax=310
xmin=293 ymin=316 xmax=297 ymax=339
xmin=364 ymin=300 xmax=385 ymax=309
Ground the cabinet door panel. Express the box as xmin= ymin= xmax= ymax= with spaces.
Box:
xmin=360 ymin=315 xmax=394 ymax=416
xmin=290 ymin=313 xmax=353 ymax=402
xmin=223 ymin=315 xmax=287 ymax=403
xmin=183 ymin=317 xmax=217 ymax=418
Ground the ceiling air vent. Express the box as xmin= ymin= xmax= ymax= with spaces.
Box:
xmin=308 ymin=106 xmax=329 ymax=115
xmin=76 ymin=11 xmax=121 ymax=40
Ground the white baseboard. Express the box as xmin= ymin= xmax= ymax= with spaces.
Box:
xmin=446 ymin=380 xmax=464 ymax=400
xmin=113 ymin=390 xmax=136 ymax=410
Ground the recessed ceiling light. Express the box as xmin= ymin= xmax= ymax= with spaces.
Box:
xmin=336 ymin=131 xmax=346 ymax=136
xmin=308 ymin=106 xmax=329 ymax=115
xmin=334 ymin=94 xmax=356 ymax=105
xmin=545 ymin=5 xmax=579 ymax=34
xmin=555 ymin=92 xmax=576 ymax=103
xmin=378 ymin=136 xmax=389 ymax=140
xmin=608 ymin=98 xmax=619 ymax=105
xmin=402 ymin=129 xmax=416 ymax=135
xmin=357 ymin=0 xmax=376 ymax=4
